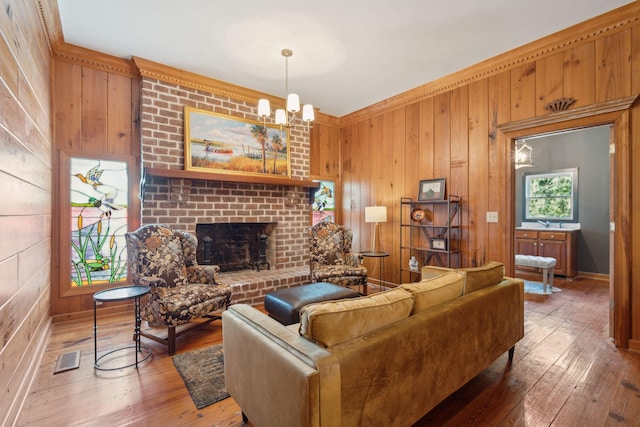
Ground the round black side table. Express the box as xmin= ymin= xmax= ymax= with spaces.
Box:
xmin=360 ymin=251 xmax=390 ymax=294
xmin=93 ymin=285 xmax=152 ymax=370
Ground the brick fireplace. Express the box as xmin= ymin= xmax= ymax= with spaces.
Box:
xmin=139 ymin=77 xmax=313 ymax=304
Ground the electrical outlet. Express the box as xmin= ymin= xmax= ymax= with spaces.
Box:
xmin=486 ymin=211 xmax=498 ymax=223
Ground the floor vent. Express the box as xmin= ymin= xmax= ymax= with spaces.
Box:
xmin=53 ymin=350 xmax=81 ymax=374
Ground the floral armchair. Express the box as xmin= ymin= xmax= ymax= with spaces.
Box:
xmin=309 ymin=222 xmax=368 ymax=291
xmin=125 ymin=224 xmax=232 ymax=355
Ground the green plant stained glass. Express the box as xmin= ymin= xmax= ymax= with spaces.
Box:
xmin=524 ymin=169 xmax=577 ymax=221
xmin=70 ymin=158 xmax=128 ymax=287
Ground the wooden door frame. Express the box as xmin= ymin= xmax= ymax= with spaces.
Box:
xmin=497 ymin=95 xmax=637 ymax=349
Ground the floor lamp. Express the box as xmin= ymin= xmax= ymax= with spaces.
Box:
xmin=365 ymin=206 xmax=387 ymax=253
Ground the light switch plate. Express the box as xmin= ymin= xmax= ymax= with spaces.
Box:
xmin=486 ymin=211 xmax=498 ymax=223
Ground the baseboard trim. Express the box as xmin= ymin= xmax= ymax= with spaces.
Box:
xmin=576 ymin=271 xmax=609 ymax=281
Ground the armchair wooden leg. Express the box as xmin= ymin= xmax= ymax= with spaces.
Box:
xmin=508 ymin=345 xmax=515 ymax=362
xmin=168 ymin=326 xmax=176 ymax=355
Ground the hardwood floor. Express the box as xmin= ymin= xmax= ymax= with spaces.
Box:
xmin=16 ymin=277 xmax=640 ymax=426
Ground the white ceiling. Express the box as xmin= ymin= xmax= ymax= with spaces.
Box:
xmin=57 ymin=0 xmax=633 ymax=117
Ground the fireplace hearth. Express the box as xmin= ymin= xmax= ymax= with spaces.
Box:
xmin=196 ymin=223 xmax=276 ymax=272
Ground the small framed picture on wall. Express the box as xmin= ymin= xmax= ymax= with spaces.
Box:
xmin=418 ymin=178 xmax=446 ymax=201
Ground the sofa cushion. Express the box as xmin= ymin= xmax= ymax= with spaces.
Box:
xmin=400 ymin=271 xmax=464 ymax=314
xmin=299 ymin=288 xmax=413 ymax=347
xmin=459 ymin=261 xmax=505 ymax=294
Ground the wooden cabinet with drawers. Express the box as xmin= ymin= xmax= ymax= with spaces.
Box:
xmin=514 ymin=229 xmax=578 ymax=278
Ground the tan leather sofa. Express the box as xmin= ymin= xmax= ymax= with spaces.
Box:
xmin=223 ymin=262 xmax=524 ymax=426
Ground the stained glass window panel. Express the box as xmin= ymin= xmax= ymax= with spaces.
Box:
xmin=312 ymin=180 xmax=335 ymax=225
xmin=70 ymin=157 xmax=128 ymax=287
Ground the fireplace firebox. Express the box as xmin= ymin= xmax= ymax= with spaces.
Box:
xmin=196 ymin=223 xmax=275 ymax=272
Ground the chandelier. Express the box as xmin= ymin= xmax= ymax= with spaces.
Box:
xmin=515 ymin=140 xmax=533 ymax=169
xmin=257 ymin=49 xmax=314 ymax=130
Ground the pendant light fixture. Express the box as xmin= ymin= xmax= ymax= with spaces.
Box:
xmin=257 ymin=49 xmax=314 ymax=130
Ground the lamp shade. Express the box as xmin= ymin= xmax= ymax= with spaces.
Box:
xmin=302 ymin=104 xmax=315 ymax=122
xmin=365 ymin=206 xmax=387 ymax=223
xmin=287 ymin=93 xmax=300 ymax=112
xmin=275 ymin=109 xmax=286 ymax=125
xmin=257 ymin=99 xmax=271 ymax=117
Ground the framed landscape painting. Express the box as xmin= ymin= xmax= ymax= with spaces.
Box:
xmin=184 ymin=106 xmax=291 ymax=178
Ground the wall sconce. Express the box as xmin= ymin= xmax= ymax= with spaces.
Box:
xmin=515 ymin=140 xmax=533 ymax=169
xmin=365 ymin=205 xmax=387 ymax=253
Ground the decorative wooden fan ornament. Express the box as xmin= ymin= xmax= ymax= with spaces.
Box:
xmin=543 ymin=97 xmax=576 ymax=112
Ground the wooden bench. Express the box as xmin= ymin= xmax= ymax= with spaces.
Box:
xmin=515 ymin=254 xmax=557 ymax=292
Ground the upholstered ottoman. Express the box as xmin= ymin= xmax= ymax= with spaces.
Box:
xmin=515 ymin=254 xmax=557 ymax=292
xmin=264 ymin=282 xmax=361 ymax=325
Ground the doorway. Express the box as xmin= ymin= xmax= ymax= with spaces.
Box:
xmin=514 ymin=125 xmax=611 ymax=278
xmin=496 ymin=95 xmax=636 ymax=348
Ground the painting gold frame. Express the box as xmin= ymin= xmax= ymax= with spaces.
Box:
xmin=184 ymin=106 xmax=291 ymax=178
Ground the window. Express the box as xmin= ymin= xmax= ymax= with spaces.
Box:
xmin=311 ymin=180 xmax=335 ymax=225
xmin=70 ymin=157 xmax=129 ymax=287
xmin=523 ymin=168 xmax=578 ymax=222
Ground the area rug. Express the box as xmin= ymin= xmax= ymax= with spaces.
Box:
xmin=524 ymin=280 xmax=562 ymax=295
xmin=172 ymin=344 xmax=229 ymax=409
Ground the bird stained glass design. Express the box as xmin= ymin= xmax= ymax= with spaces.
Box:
xmin=70 ymin=157 xmax=128 ymax=286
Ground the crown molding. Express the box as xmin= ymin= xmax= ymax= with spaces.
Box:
xmin=339 ymin=2 xmax=640 ymax=126
xmin=53 ymin=43 xmax=140 ymax=78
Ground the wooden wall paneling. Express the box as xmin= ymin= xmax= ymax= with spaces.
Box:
xmin=0 ymin=81 xmax=50 ymax=172
xmin=340 ymin=125 xmax=354 ymax=228
xmin=510 ymin=62 xmax=536 ymax=121
xmin=310 ymin=123 xmax=340 ymax=179
xmin=357 ymin=117 xmax=377 ymax=250
xmin=401 ymin=103 xmax=421 ymax=282
xmin=595 ymin=30 xmax=632 ymax=103
xmin=0 ymin=121 xmax=49 ymax=192
xmin=0 ymin=215 xmax=48 ymax=272
xmin=629 ymin=100 xmax=640 ymax=348
xmin=418 ymin=98 xmax=435 ymax=182
xmin=416 ymin=99 xmax=435 ymax=267
xmin=432 ymin=92 xmax=451 ymax=242
xmin=107 ymin=73 xmax=133 ymax=155
xmin=633 ymin=26 xmax=640 ymax=94
xmin=631 ymin=28 xmax=640 ymax=346
xmin=0 ymin=256 xmax=19 ymax=315
xmin=535 ymin=52 xmax=564 ymax=116
xmin=563 ymin=42 xmax=596 ymax=109
xmin=450 ymin=86 xmax=469 ymax=267
xmin=487 ymin=71 xmax=511 ymax=270
xmin=81 ymin=67 xmax=108 ymax=152
xmin=0 ymin=35 xmax=19 ymax=100
xmin=433 ymin=92 xmax=451 ymax=181
xmin=389 ymin=108 xmax=407 ymax=284
xmin=10 ymin=0 xmax=50 ymax=97
xmin=467 ymin=79 xmax=489 ymax=268
xmin=54 ymin=61 xmax=82 ymax=151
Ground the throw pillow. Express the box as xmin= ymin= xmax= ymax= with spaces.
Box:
xmin=400 ymin=271 xmax=464 ymax=314
xmin=299 ymin=288 xmax=413 ymax=347
xmin=459 ymin=261 xmax=505 ymax=294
